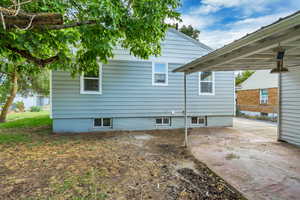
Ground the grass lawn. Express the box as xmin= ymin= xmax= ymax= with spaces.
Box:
xmin=0 ymin=112 xmax=245 ymax=200
xmin=1 ymin=111 xmax=51 ymax=129
xmin=6 ymin=111 xmax=50 ymax=121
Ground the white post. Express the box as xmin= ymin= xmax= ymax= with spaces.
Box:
xmin=184 ymin=72 xmax=188 ymax=147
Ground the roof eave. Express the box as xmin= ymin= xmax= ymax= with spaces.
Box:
xmin=173 ymin=11 xmax=300 ymax=73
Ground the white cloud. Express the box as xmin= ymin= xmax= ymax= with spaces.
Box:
xmin=202 ymin=0 xmax=242 ymax=7
xmin=179 ymin=0 xmax=300 ymax=48
xmin=198 ymin=11 xmax=295 ymax=49
xmin=179 ymin=14 xmax=216 ymax=29
xmin=192 ymin=4 xmax=220 ymax=15
xmin=192 ymin=0 xmax=274 ymax=16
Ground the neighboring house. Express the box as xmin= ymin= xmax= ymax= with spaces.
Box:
xmin=236 ymin=70 xmax=278 ymax=118
xmin=51 ymin=28 xmax=235 ymax=133
xmin=14 ymin=94 xmax=50 ymax=110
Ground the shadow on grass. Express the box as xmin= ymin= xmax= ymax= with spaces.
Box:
xmin=0 ymin=133 xmax=31 ymax=144
xmin=0 ymin=113 xmax=52 ymax=144
xmin=0 ymin=115 xmax=52 ymax=129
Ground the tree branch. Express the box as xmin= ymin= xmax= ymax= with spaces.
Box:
xmin=35 ymin=20 xmax=97 ymax=30
xmin=5 ymin=44 xmax=59 ymax=67
xmin=0 ymin=7 xmax=63 ymax=29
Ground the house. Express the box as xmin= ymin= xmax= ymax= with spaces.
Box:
xmin=14 ymin=93 xmax=49 ymax=110
xmin=236 ymin=70 xmax=278 ymax=118
xmin=50 ymin=28 xmax=235 ymax=133
xmin=173 ymin=11 xmax=300 ymax=146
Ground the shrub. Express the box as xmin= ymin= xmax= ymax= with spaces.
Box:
xmin=30 ymin=106 xmax=42 ymax=112
xmin=15 ymin=101 xmax=25 ymax=112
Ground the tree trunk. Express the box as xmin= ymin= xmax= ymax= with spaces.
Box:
xmin=0 ymin=70 xmax=18 ymax=123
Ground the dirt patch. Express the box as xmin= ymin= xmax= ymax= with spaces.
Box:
xmin=175 ymin=167 xmax=243 ymax=200
xmin=0 ymin=127 xmax=246 ymax=200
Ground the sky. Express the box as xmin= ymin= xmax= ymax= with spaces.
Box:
xmin=177 ymin=0 xmax=300 ymax=49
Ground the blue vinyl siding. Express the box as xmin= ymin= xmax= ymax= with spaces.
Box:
xmin=52 ymin=61 xmax=234 ymax=119
xmin=51 ymin=29 xmax=234 ymax=132
xmin=112 ymin=29 xmax=212 ymax=63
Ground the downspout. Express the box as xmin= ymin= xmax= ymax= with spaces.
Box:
xmin=277 ymin=72 xmax=282 ymax=141
xmin=184 ymin=72 xmax=188 ymax=147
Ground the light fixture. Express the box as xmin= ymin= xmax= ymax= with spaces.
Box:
xmin=270 ymin=47 xmax=289 ymax=73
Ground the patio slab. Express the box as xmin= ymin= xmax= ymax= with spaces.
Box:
xmin=190 ymin=118 xmax=300 ymax=200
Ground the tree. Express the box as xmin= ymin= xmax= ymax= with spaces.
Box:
xmin=0 ymin=61 xmax=49 ymax=122
xmin=179 ymin=25 xmax=200 ymax=40
xmin=0 ymin=0 xmax=181 ymax=75
xmin=235 ymin=70 xmax=254 ymax=86
xmin=0 ymin=0 xmax=180 ymax=122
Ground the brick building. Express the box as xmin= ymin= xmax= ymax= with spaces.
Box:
xmin=236 ymin=70 xmax=278 ymax=117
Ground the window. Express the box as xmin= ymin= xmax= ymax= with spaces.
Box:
xmin=191 ymin=116 xmax=206 ymax=125
xmin=199 ymin=72 xmax=214 ymax=95
xmin=152 ymin=62 xmax=168 ymax=86
xmin=260 ymin=89 xmax=268 ymax=104
xmin=80 ymin=64 xmax=102 ymax=94
xmin=155 ymin=117 xmax=171 ymax=126
xmin=94 ymin=118 xmax=112 ymax=128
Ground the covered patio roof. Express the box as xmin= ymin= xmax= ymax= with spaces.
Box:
xmin=173 ymin=11 xmax=300 ymax=73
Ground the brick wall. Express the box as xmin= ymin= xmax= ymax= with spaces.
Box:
xmin=236 ymin=88 xmax=278 ymax=113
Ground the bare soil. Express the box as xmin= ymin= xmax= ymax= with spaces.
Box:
xmin=0 ymin=127 xmax=246 ymax=200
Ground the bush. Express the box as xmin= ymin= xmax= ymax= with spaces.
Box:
xmin=15 ymin=101 xmax=25 ymax=112
xmin=30 ymin=106 xmax=42 ymax=112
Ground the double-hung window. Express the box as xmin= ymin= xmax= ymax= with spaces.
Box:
xmin=199 ymin=72 xmax=214 ymax=95
xmin=152 ymin=62 xmax=168 ymax=86
xmin=260 ymin=89 xmax=268 ymax=104
xmin=80 ymin=64 xmax=102 ymax=94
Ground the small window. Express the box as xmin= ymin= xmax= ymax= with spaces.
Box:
xmin=155 ymin=117 xmax=171 ymax=126
xmin=191 ymin=117 xmax=206 ymax=125
xmin=80 ymin=64 xmax=102 ymax=94
xmin=152 ymin=62 xmax=168 ymax=86
xmin=94 ymin=118 xmax=112 ymax=128
xmin=260 ymin=89 xmax=268 ymax=104
xmin=94 ymin=118 xmax=102 ymax=127
xmin=199 ymin=72 xmax=214 ymax=95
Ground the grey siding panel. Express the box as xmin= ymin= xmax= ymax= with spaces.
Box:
xmin=280 ymin=67 xmax=300 ymax=146
xmin=51 ymin=29 xmax=234 ymax=132
xmin=53 ymin=116 xmax=233 ymax=133
xmin=52 ymin=60 xmax=234 ymax=118
xmin=112 ymin=30 xmax=210 ymax=62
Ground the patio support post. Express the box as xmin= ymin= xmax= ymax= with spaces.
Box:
xmin=184 ymin=72 xmax=188 ymax=147
xmin=277 ymin=72 xmax=282 ymax=141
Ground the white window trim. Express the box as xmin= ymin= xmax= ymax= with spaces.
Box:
xmin=260 ymin=89 xmax=269 ymax=104
xmin=155 ymin=117 xmax=171 ymax=126
xmin=191 ymin=116 xmax=206 ymax=125
xmin=199 ymin=72 xmax=215 ymax=95
xmin=152 ymin=62 xmax=168 ymax=86
xmin=93 ymin=118 xmax=112 ymax=128
xmin=80 ymin=63 xmax=102 ymax=95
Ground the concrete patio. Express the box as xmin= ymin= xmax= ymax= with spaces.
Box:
xmin=190 ymin=118 xmax=300 ymax=200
